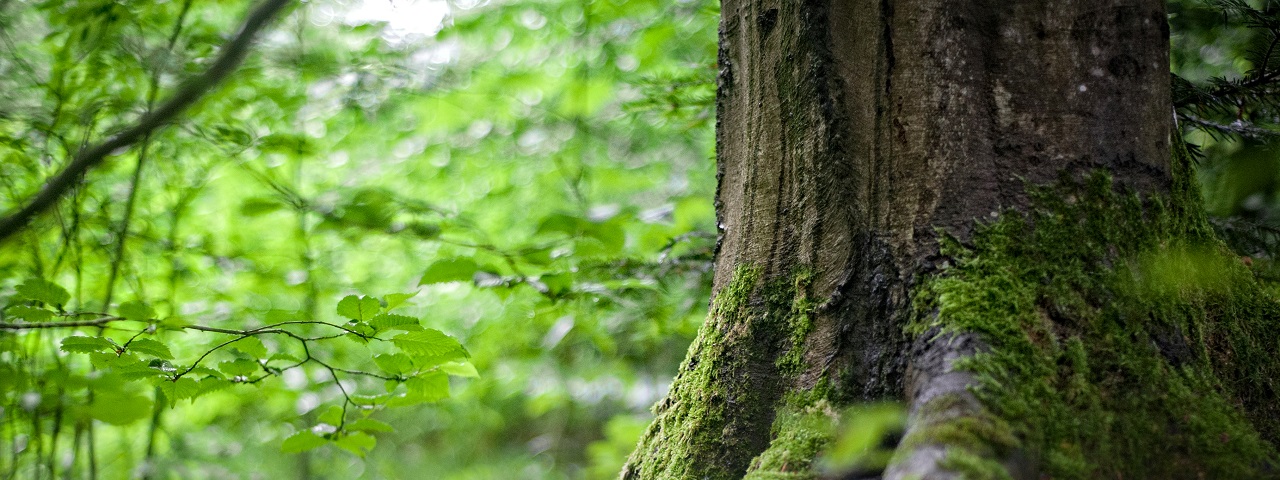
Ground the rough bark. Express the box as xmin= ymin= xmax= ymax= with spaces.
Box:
xmin=624 ymin=1 xmax=1277 ymax=479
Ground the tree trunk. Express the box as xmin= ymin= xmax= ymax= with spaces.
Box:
xmin=624 ymin=1 xmax=1280 ymax=479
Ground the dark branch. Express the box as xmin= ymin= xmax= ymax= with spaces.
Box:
xmin=0 ymin=0 xmax=294 ymax=243
xmin=0 ymin=317 xmax=114 ymax=329
xmin=1179 ymin=113 xmax=1280 ymax=139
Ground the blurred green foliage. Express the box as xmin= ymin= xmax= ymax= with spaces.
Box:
xmin=0 ymin=0 xmax=1276 ymax=478
xmin=1171 ymin=0 xmax=1280 ymax=280
xmin=0 ymin=0 xmax=716 ymax=478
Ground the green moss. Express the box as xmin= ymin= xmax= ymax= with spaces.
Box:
xmin=770 ymin=269 xmax=816 ymax=375
xmin=623 ymin=265 xmax=763 ymax=479
xmin=898 ymin=395 xmax=1018 ymax=454
xmin=912 ymin=171 xmax=1280 ymax=478
xmin=941 ymin=449 xmax=1015 ymax=480
xmin=624 ymin=264 xmax=832 ymax=479
xmin=743 ymin=400 xmax=837 ymax=480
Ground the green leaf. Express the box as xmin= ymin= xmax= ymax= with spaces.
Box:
xmin=117 ymin=300 xmax=156 ymax=322
xmin=265 ymin=309 xmax=306 ymax=323
xmin=16 ymin=278 xmax=70 ymax=308
xmin=281 ymin=431 xmax=328 ymax=453
xmin=418 ymin=258 xmax=479 ymax=285
xmin=403 ymin=371 xmax=450 ymax=403
xmin=345 ymin=418 xmax=394 ymax=433
xmin=539 ymin=272 xmax=575 ymax=295
xmin=240 ymin=196 xmax=285 ymax=216
xmin=8 ymin=305 xmax=54 ymax=322
xmin=373 ymin=353 xmax=413 ymax=376
xmin=441 ymin=361 xmax=480 ymax=378
xmin=267 ymin=353 xmax=301 ymax=364
xmin=111 ymin=356 xmax=164 ymax=380
xmin=336 ymin=295 xmax=380 ymax=321
xmin=369 ymin=314 xmax=421 ymax=333
xmin=86 ymin=390 xmax=151 ymax=426
xmin=155 ymin=377 xmax=200 ymax=405
xmin=196 ymin=377 xmax=233 ymax=397
xmin=186 ymin=366 xmax=225 ymax=379
xmin=231 ymin=336 xmax=268 ymax=359
xmin=535 ymin=212 xmax=585 ymax=236
xmin=383 ymin=291 xmax=419 ymax=311
xmin=127 ymin=339 xmax=173 ymax=360
xmin=219 ymin=359 xmax=259 ymax=377
xmin=89 ymin=352 xmax=117 ymax=369
xmin=318 ymin=405 xmax=344 ymax=425
xmin=391 ymin=329 xmax=467 ymax=365
xmin=332 ymin=431 xmax=376 ymax=457
xmin=60 ymin=336 xmax=117 ymax=354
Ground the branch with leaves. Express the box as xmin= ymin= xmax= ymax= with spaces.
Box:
xmin=1174 ymin=0 xmax=1280 ymax=141
xmin=0 ymin=0 xmax=294 ymax=243
xmin=1 ymin=277 xmax=474 ymax=457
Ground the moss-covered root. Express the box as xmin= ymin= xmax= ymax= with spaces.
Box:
xmin=885 ymin=332 xmax=1029 ymax=480
xmin=621 ymin=266 xmax=781 ymax=480
xmin=741 ymin=400 xmax=839 ymax=480
xmin=623 ymin=265 xmax=822 ymax=479
xmin=894 ymin=173 xmax=1280 ymax=479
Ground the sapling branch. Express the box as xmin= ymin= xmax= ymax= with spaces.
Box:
xmin=0 ymin=0 xmax=294 ymax=243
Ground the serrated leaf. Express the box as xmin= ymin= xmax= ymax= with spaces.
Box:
xmin=391 ymin=329 xmax=465 ymax=361
xmin=336 ymin=295 xmax=380 ymax=321
xmin=60 ymin=336 xmax=117 ymax=354
xmin=117 ymin=300 xmax=153 ymax=322
xmin=345 ymin=418 xmax=394 ymax=433
xmin=155 ymin=377 xmax=199 ymax=405
xmin=441 ymin=361 xmax=479 ymax=378
xmin=231 ymin=336 xmax=268 ymax=359
xmin=111 ymin=356 xmax=163 ymax=380
xmin=345 ymin=323 xmax=375 ymax=339
xmin=383 ymin=291 xmax=419 ymax=311
xmin=418 ymin=258 xmax=479 ymax=285
xmin=369 ymin=314 xmax=421 ymax=333
xmin=127 ymin=339 xmax=173 ymax=360
xmin=219 ymin=359 xmax=258 ymax=377
xmin=88 ymin=352 xmax=116 ymax=369
xmin=332 ymin=431 xmax=376 ymax=457
xmin=15 ymin=278 xmax=70 ymax=308
xmin=196 ymin=377 xmax=233 ymax=397
xmin=8 ymin=305 xmax=54 ymax=322
xmin=401 ymin=371 xmax=450 ymax=404
xmin=373 ymin=353 xmax=413 ymax=376
xmin=281 ymin=431 xmax=328 ymax=453
xmin=186 ymin=366 xmax=225 ymax=379
xmin=267 ymin=353 xmax=301 ymax=363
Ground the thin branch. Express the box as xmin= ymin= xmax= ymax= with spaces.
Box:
xmin=0 ymin=317 xmax=114 ymax=329
xmin=1178 ymin=112 xmax=1280 ymax=139
xmin=0 ymin=0 xmax=294 ymax=243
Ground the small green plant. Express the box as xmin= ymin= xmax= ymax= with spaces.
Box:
xmin=2 ymin=279 xmax=473 ymax=459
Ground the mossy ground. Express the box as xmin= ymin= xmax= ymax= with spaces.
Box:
xmin=912 ymin=172 xmax=1280 ymax=478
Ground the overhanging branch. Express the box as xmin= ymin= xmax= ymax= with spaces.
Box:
xmin=0 ymin=0 xmax=294 ymax=244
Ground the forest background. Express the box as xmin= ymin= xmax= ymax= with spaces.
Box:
xmin=0 ymin=0 xmax=1275 ymax=478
